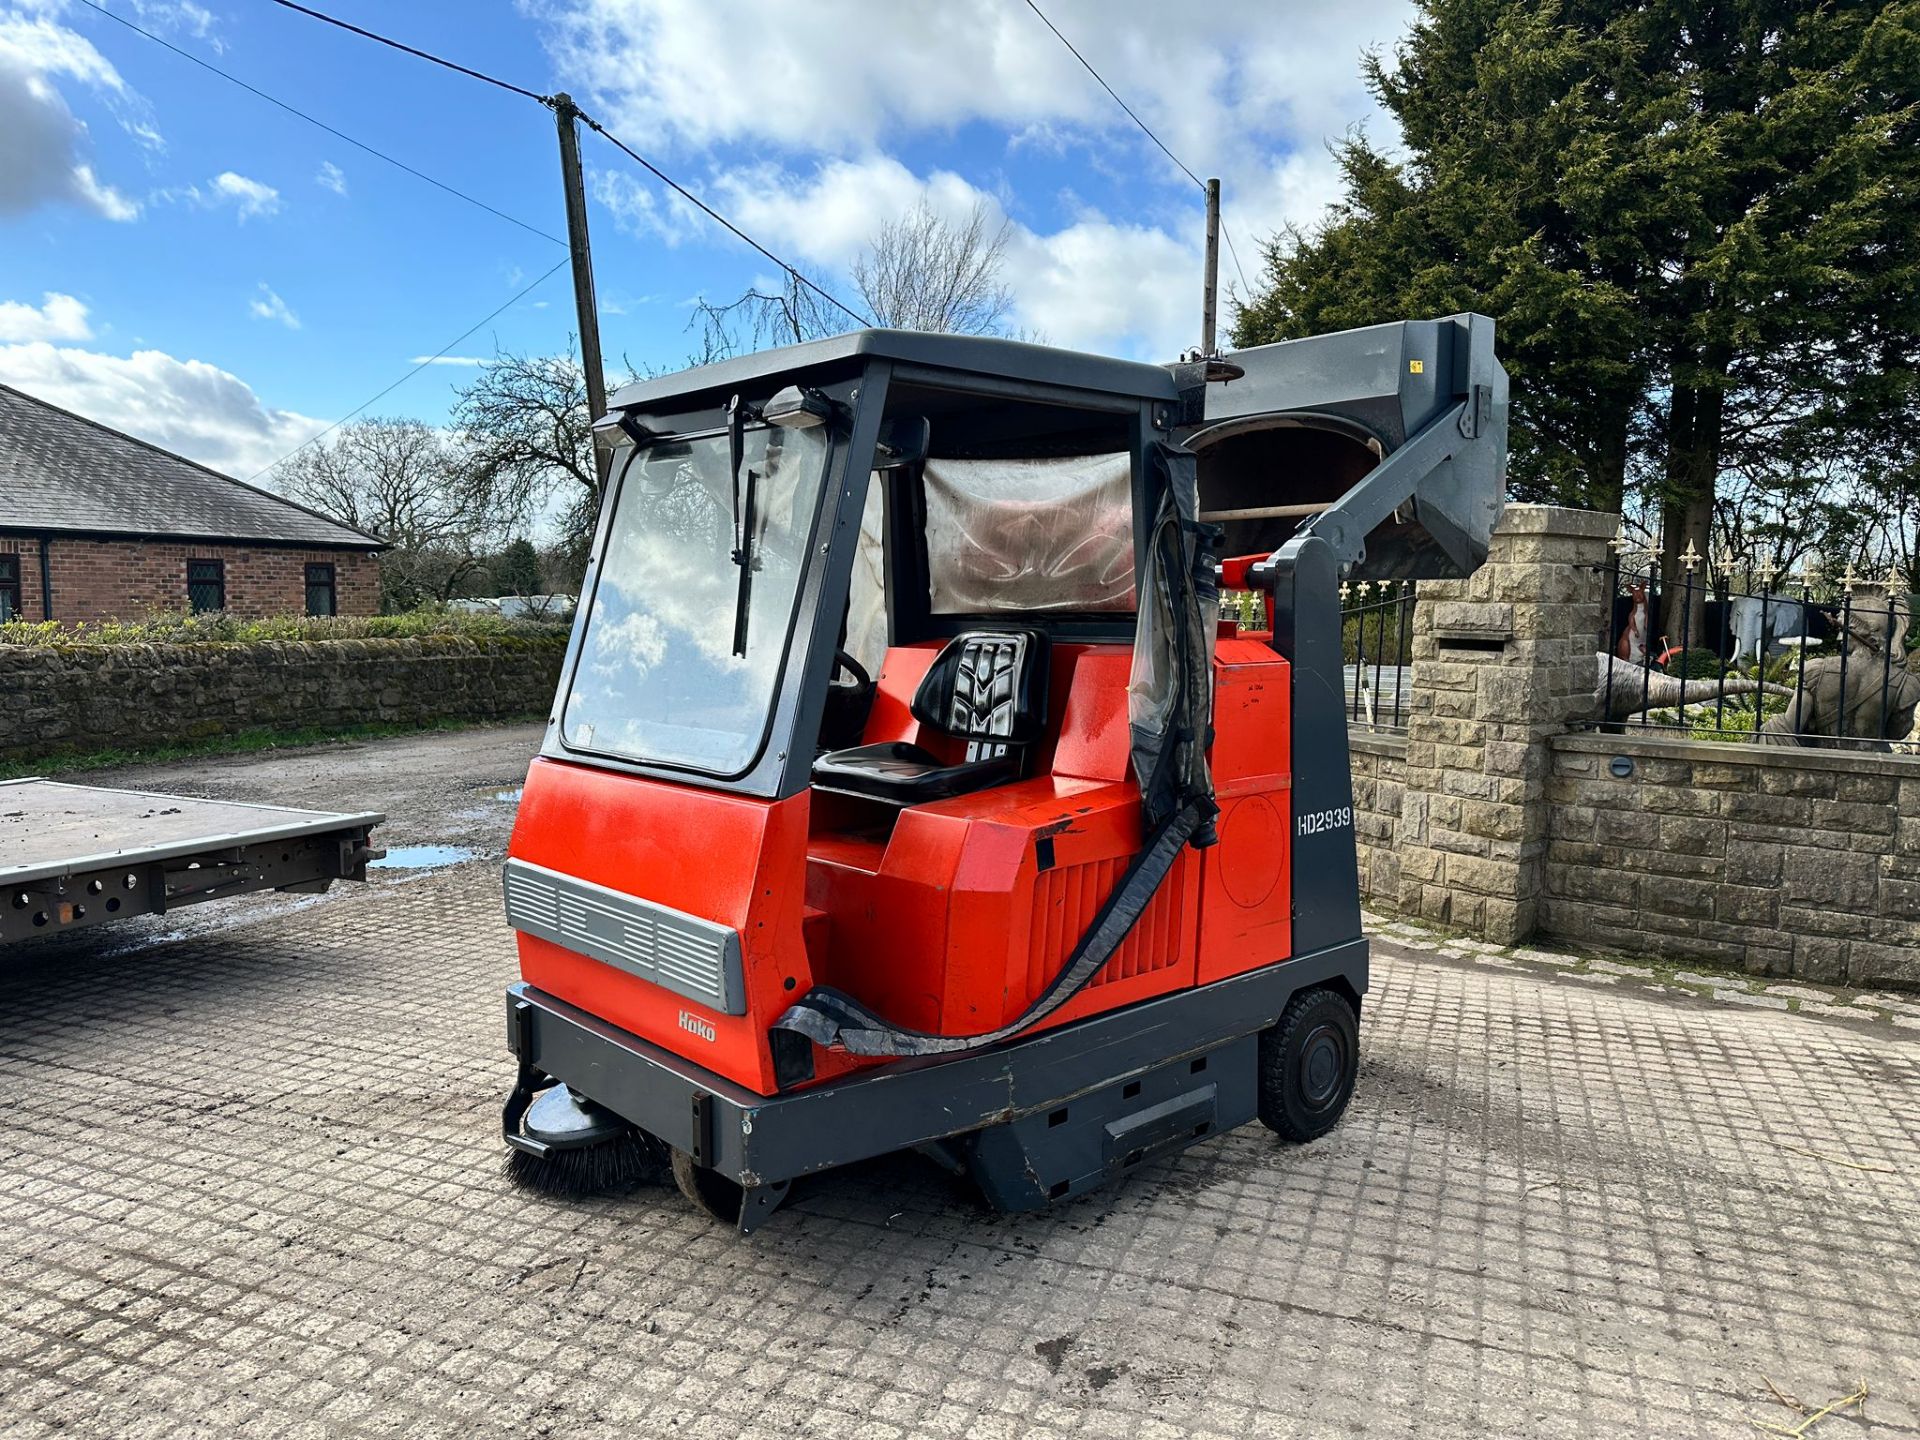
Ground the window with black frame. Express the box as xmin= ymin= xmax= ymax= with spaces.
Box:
xmin=186 ymin=559 xmax=225 ymax=613
xmin=0 ymin=555 xmax=19 ymax=622
xmin=305 ymin=562 xmax=337 ymax=617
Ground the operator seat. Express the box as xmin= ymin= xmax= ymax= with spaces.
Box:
xmin=810 ymin=629 xmax=1050 ymax=805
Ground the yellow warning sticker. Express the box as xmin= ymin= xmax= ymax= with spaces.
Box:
xmin=1409 ymin=359 xmax=1425 ymax=374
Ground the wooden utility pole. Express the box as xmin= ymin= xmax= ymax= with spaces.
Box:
xmin=552 ymin=91 xmax=610 ymax=485
xmin=1201 ymin=177 xmax=1221 ymax=356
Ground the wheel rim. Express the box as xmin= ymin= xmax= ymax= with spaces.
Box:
xmin=1297 ymin=1022 xmax=1349 ymax=1112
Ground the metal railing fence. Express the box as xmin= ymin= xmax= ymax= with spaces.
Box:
xmin=1593 ymin=553 xmax=1918 ymax=751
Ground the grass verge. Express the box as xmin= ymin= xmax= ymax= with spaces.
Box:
xmin=0 ymin=714 xmax=545 ymax=781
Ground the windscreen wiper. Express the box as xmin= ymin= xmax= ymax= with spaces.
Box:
xmin=726 ymin=394 xmax=759 ymax=657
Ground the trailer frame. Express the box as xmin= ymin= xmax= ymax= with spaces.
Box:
xmin=1 ymin=778 xmax=384 ymax=945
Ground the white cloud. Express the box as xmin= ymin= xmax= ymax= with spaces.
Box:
xmin=0 ymin=290 xmax=92 ymax=342
xmin=128 ymin=1 xmax=219 ymax=49
xmin=671 ymin=155 xmax=1202 ymax=357
xmin=713 ymin=157 xmax=984 ymax=269
xmin=0 ymin=12 xmax=125 ymax=92
xmin=530 ymin=0 xmax=1406 ymax=200
xmin=592 ymin=167 xmax=705 ymax=246
xmin=315 ymin=160 xmax=347 ymax=196
xmin=209 ymin=170 xmax=280 ymax=220
xmin=537 ymin=0 xmax=1413 ymax=357
xmin=0 ymin=339 xmax=326 ymax=478
xmin=1005 ymin=217 xmax=1198 ymax=358
xmin=408 ymin=355 xmax=488 ymax=366
xmin=248 ymin=283 xmax=299 ymax=329
xmin=0 ymin=13 xmax=141 ymax=221
xmin=71 ymin=162 xmax=139 ymax=220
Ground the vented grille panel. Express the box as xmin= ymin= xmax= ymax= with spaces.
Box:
xmin=1026 ymin=853 xmax=1188 ymax=1000
xmin=503 ymin=859 xmax=744 ymax=1015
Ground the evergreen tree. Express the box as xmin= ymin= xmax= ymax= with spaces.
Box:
xmin=1236 ymin=0 xmax=1920 ymax=617
xmin=492 ymin=538 xmax=543 ymax=597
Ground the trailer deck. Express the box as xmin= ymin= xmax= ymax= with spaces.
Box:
xmin=1 ymin=778 xmax=383 ymax=945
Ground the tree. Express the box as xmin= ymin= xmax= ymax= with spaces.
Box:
xmin=446 ymin=199 xmax=1023 ymax=590
xmin=1235 ymin=0 xmax=1920 ymax=631
xmin=693 ymin=196 xmax=1017 ymax=358
xmin=490 ymin=537 xmax=544 ymax=596
xmin=853 ymin=198 xmax=1013 ymax=334
xmin=452 ymin=346 xmax=603 ymax=562
xmin=278 ymin=418 xmax=504 ymax=610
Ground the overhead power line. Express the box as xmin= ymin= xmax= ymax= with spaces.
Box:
xmin=574 ymin=116 xmax=872 ymax=329
xmin=265 ymin=0 xmax=550 ymax=103
xmin=1218 ymin=220 xmax=1253 ymax=293
xmin=79 ymin=3 xmax=557 ymax=245
xmin=261 ymin=0 xmax=873 ymax=328
xmin=1019 ymin=0 xmax=1205 ymax=192
xmin=247 ymin=256 xmax=571 ymax=483
xmin=1017 ymin=0 xmax=1255 ymax=296
xmin=72 ymin=0 xmax=563 ymax=247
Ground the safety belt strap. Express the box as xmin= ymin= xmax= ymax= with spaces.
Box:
xmin=772 ymin=803 xmax=1203 ymax=1058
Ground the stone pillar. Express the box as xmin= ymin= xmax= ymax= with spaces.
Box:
xmin=1393 ymin=504 xmax=1618 ymax=944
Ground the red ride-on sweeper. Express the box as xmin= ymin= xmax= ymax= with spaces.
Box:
xmin=501 ymin=316 xmax=1507 ymax=1229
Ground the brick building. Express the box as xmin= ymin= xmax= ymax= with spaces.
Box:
xmin=0 ymin=384 xmax=383 ymax=623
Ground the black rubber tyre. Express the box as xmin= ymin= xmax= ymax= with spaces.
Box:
xmin=1257 ymin=987 xmax=1359 ymax=1142
xmin=670 ymin=1147 xmax=745 ymax=1225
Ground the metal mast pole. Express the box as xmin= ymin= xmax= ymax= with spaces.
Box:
xmin=553 ymin=91 xmax=610 ymax=486
xmin=1201 ymin=177 xmax=1220 ymax=356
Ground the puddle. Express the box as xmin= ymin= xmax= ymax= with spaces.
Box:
xmin=370 ymin=845 xmax=478 ymax=870
xmin=487 ymin=787 xmax=524 ymax=805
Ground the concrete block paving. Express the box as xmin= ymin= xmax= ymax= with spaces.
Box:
xmin=1 ymin=738 xmax=1916 ymax=1438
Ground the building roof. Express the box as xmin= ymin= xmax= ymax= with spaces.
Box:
xmin=0 ymin=383 xmax=384 ymax=549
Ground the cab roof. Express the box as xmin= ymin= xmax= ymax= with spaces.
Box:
xmin=607 ymin=328 xmax=1180 ymax=412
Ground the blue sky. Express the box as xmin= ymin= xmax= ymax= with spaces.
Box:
xmin=0 ymin=0 xmax=1412 ymax=495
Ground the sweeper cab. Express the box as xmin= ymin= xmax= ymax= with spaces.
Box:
xmin=501 ymin=316 xmax=1507 ymax=1229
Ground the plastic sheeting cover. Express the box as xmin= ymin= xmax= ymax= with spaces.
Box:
xmin=844 ymin=475 xmax=888 ymax=676
xmin=924 ymin=453 xmax=1135 ymax=614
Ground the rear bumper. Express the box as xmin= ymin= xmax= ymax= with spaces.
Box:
xmin=505 ymin=937 xmax=1368 ymax=1189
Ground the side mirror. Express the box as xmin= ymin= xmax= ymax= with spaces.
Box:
xmin=874 ymin=415 xmax=930 ymax=472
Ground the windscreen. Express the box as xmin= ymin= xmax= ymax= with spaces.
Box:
xmin=562 ymin=423 xmax=832 ymax=774
xmin=924 ymin=452 xmax=1135 ymax=614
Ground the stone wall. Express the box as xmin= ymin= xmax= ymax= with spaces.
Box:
xmin=1543 ymin=733 xmax=1920 ymax=987
xmin=1388 ymin=505 xmax=1617 ymax=944
xmin=1344 ymin=500 xmax=1919 ymax=988
xmin=0 ymin=634 xmax=566 ymax=762
xmin=1349 ymin=732 xmax=1406 ymax=904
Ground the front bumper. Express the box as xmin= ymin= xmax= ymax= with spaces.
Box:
xmin=504 ymin=937 xmax=1367 ymax=1190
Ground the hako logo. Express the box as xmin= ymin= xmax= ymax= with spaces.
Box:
xmin=678 ymin=1010 xmax=716 ymax=1043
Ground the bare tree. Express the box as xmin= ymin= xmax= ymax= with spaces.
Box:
xmin=692 ymin=197 xmax=1016 ymax=359
xmin=853 ymin=198 xmax=1013 ymax=335
xmin=452 ymin=346 xmax=603 ymax=553
xmin=448 ymin=201 xmax=1023 ymax=578
xmin=690 ymin=278 xmax=844 ymax=358
xmin=278 ymin=418 xmax=502 ymax=609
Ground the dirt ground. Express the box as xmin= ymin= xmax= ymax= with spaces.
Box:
xmin=2 ymin=724 xmax=1916 ymax=1438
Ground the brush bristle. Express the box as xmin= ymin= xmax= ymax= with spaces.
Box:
xmin=504 ymin=1130 xmax=669 ymax=1197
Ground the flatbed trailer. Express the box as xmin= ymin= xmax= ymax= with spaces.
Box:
xmin=0 ymin=778 xmax=383 ymax=946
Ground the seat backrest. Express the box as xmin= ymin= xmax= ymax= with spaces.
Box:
xmin=910 ymin=629 xmax=1051 ymax=762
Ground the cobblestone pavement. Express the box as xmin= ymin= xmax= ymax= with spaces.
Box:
xmin=3 ymin=731 xmax=1919 ymax=1439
